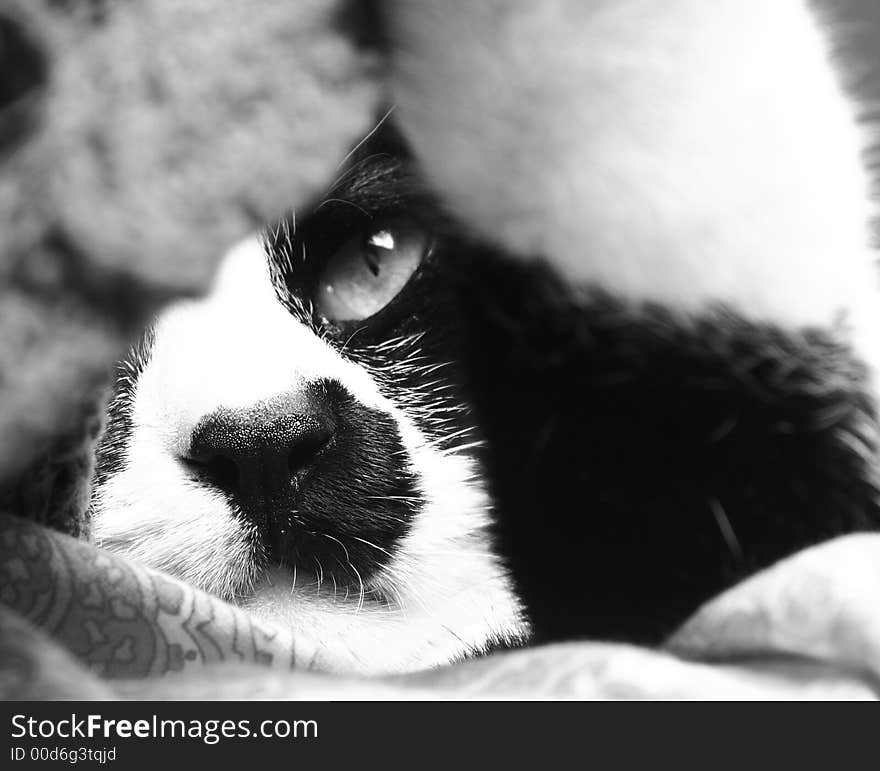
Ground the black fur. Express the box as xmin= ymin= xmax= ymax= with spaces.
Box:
xmin=92 ymin=325 xmax=155 ymax=489
xmin=454 ymin=255 xmax=880 ymax=644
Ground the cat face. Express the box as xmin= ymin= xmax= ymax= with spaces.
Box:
xmin=90 ymin=129 xmax=530 ymax=674
xmin=91 ymin=1 xmax=880 ymax=673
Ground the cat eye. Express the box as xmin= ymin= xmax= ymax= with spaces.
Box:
xmin=314 ymin=216 xmax=430 ymax=322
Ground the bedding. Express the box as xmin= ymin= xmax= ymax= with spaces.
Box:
xmin=3 ymin=0 xmax=880 ymax=699
xmin=3 ymin=513 xmax=880 ymax=698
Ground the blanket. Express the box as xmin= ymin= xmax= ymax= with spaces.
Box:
xmin=2 ymin=513 xmax=879 ymax=698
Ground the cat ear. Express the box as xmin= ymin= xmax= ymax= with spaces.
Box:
xmin=383 ymin=0 xmax=879 ymax=339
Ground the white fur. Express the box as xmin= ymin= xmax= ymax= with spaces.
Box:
xmin=92 ymin=238 xmax=528 ymax=675
xmin=242 ymin=449 xmax=526 ymax=673
xmin=388 ymin=0 xmax=880 ymax=371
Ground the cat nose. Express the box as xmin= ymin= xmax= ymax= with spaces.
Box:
xmin=185 ymin=390 xmax=334 ymax=514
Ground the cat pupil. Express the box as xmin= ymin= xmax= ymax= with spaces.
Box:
xmin=363 ymin=229 xmax=394 ymax=277
xmin=363 ymin=247 xmax=382 ymax=276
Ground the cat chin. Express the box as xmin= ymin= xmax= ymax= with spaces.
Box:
xmin=241 ymin=565 xmax=526 ymax=675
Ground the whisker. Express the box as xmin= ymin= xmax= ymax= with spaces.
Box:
xmin=334 ymin=104 xmax=397 ymax=171
xmin=321 ymin=533 xmax=352 ymax=564
xmin=315 ymin=197 xmax=370 ymax=216
xmin=709 ymin=498 xmax=743 ymax=563
xmin=349 ymin=535 xmax=394 ymax=558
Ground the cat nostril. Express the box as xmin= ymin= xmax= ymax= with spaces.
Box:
xmin=287 ymin=426 xmax=332 ymax=476
xmin=182 ymin=453 xmax=240 ymax=495
xmin=203 ymin=455 xmax=240 ymax=495
xmin=0 ymin=13 xmax=48 ymax=153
